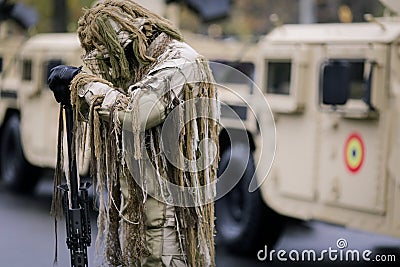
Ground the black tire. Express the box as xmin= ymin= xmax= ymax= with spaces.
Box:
xmin=0 ymin=115 xmax=40 ymax=193
xmin=216 ymin=144 xmax=285 ymax=255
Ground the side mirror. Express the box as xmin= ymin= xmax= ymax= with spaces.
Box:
xmin=321 ymin=61 xmax=350 ymax=105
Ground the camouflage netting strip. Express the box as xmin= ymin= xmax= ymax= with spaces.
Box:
xmin=50 ymin=105 xmax=65 ymax=265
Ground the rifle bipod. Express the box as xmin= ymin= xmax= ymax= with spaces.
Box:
xmin=58 ymin=182 xmax=92 ymax=267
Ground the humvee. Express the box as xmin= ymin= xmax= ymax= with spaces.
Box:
xmin=261 ymin=0 xmax=400 ymax=235
xmin=192 ymin=0 xmax=400 ymax=255
xmin=0 ymin=17 xmax=83 ymax=192
xmin=217 ymin=0 xmax=400 ymax=253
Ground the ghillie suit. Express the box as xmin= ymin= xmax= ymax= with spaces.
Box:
xmin=52 ymin=1 xmax=219 ymax=266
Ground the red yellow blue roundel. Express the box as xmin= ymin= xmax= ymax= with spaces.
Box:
xmin=344 ymin=133 xmax=365 ymax=173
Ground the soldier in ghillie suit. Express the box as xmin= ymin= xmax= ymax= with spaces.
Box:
xmin=48 ymin=0 xmax=219 ymax=266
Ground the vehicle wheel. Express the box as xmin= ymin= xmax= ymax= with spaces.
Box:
xmin=216 ymin=144 xmax=285 ymax=255
xmin=0 ymin=115 xmax=40 ymax=193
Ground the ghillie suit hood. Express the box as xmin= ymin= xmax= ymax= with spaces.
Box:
xmin=78 ymin=0 xmax=183 ymax=89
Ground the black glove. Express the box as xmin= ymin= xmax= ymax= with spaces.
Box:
xmin=48 ymin=65 xmax=82 ymax=106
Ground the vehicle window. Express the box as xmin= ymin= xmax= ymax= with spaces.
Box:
xmin=22 ymin=59 xmax=32 ymax=81
xmin=210 ymin=60 xmax=255 ymax=86
xmin=266 ymin=60 xmax=291 ymax=95
xmin=320 ymin=59 xmax=372 ymax=106
xmin=0 ymin=56 xmax=3 ymax=73
xmin=44 ymin=59 xmax=64 ymax=84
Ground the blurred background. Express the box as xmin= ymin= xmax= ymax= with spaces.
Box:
xmin=19 ymin=0 xmax=385 ymax=35
xmin=1 ymin=0 xmax=400 ymax=266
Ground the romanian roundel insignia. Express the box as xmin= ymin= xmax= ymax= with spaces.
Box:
xmin=344 ymin=133 xmax=365 ymax=173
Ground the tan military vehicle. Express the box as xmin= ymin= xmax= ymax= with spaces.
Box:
xmin=0 ymin=17 xmax=83 ymax=192
xmin=207 ymin=0 xmax=400 ymax=254
xmin=260 ymin=0 xmax=400 ymax=237
xmin=186 ymin=0 xmax=400 ymax=255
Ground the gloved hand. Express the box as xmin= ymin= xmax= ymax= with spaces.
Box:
xmin=48 ymin=65 xmax=82 ymax=105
